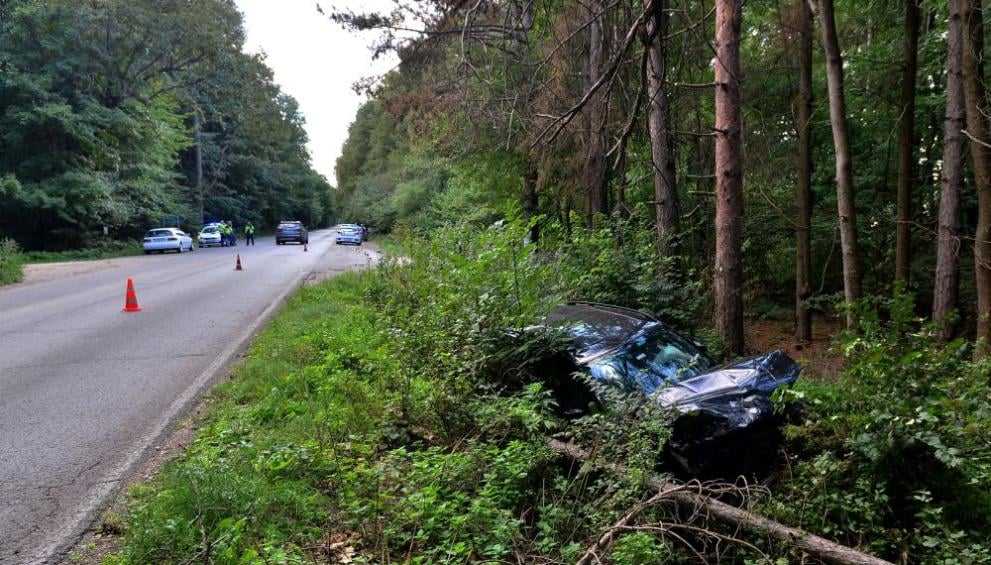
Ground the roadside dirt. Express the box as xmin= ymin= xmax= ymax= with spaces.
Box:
xmin=21 ymin=256 xmax=145 ymax=285
xmin=60 ymin=392 xmax=216 ymax=565
xmin=745 ymin=315 xmax=845 ymax=380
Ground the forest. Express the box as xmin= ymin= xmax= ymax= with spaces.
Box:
xmin=0 ymin=0 xmax=334 ymax=251
xmin=332 ymin=0 xmax=991 ymax=356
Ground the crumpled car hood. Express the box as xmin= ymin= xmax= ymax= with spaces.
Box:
xmin=652 ymin=349 xmax=800 ymax=428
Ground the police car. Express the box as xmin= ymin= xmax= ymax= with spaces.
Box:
xmin=198 ymin=224 xmax=223 ymax=247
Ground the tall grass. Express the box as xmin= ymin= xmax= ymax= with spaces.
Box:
xmin=22 ymin=239 xmax=141 ymax=263
xmin=0 ymin=238 xmax=23 ymax=285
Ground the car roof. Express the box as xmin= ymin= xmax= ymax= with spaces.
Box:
xmin=545 ymin=302 xmax=656 ymax=359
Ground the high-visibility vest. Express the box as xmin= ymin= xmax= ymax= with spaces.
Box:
xmin=245 ymin=225 xmax=255 ymax=235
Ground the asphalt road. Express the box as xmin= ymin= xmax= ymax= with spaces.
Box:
xmin=0 ymin=230 xmax=378 ymax=563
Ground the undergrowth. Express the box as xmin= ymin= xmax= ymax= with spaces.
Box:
xmin=108 ymin=221 xmax=991 ymax=564
xmin=0 ymin=237 xmax=23 ymax=285
xmin=22 ymin=239 xmax=141 ymax=263
xmin=769 ymin=292 xmax=991 ymax=563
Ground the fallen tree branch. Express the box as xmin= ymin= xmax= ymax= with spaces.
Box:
xmin=575 ymin=485 xmax=689 ymax=565
xmin=545 ymin=437 xmax=893 ymax=565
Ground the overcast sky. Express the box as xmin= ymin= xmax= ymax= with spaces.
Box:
xmin=235 ymin=0 xmax=397 ymax=185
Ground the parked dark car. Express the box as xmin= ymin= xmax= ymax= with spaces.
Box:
xmin=534 ymin=302 xmax=801 ymax=476
xmin=276 ymin=221 xmax=308 ymax=245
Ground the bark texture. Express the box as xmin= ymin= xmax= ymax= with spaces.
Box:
xmin=895 ymin=0 xmax=920 ymax=283
xmin=933 ymin=0 xmax=967 ymax=339
xmin=962 ymin=0 xmax=991 ymax=354
xmin=583 ymin=0 xmax=608 ymax=228
xmin=811 ymin=0 xmax=862 ymax=328
xmin=645 ymin=0 xmax=679 ymax=253
xmin=714 ymin=0 xmax=745 ymax=356
xmin=795 ymin=0 xmax=814 ymax=342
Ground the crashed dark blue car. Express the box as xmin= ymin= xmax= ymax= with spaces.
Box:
xmin=541 ymin=302 xmax=801 ymax=475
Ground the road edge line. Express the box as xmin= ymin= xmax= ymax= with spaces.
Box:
xmin=38 ymin=237 xmax=338 ymax=564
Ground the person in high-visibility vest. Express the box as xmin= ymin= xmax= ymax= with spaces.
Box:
xmin=245 ymin=222 xmax=255 ymax=246
xmin=220 ymin=222 xmax=229 ymax=246
xmin=227 ymin=221 xmax=237 ymax=246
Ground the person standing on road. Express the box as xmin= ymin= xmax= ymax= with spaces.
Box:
xmin=245 ymin=222 xmax=255 ymax=246
xmin=219 ymin=222 xmax=229 ymax=246
xmin=228 ymin=221 xmax=237 ymax=246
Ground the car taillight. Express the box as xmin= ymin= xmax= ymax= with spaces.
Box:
xmin=167 ymin=237 xmax=177 ymax=241
xmin=143 ymin=238 xmax=151 ymax=242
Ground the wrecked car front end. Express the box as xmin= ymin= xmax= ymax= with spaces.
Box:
xmin=544 ymin=302 xmax=801 ymax=476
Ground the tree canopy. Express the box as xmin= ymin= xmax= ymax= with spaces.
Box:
xmin=0 ymin=0 xmax=333 ymax=249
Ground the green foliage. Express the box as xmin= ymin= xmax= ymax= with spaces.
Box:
xmin=21 ymin=239 xmax=140 ymax=263
xmin=0 ymin=0 xmax=332 ymax=250
xmin=0 ymin=238 xmax=23 ymax=285
xmin=110 ymin=222 xmax=732 ymax=563
xmin=546 ymin=211 xmax=707 ymax=333
xmin=609 ymin=532 xmax=670 ymax=564
xmin=770 ymin=290 xmax=991 ymax=562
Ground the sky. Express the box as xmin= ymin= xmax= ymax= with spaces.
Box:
xmin=235 ymin=0 xmax=397 ymax=185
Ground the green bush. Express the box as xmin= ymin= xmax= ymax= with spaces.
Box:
xmin=21 ymin=238 xmax=140 ymax=263
xmin=769 ymin=290 xmax=991 ymax=562
xmin=114 ymin=220 xmax=991 ymax=563
xmin=0 ymin=238 xmax=23 ymax=285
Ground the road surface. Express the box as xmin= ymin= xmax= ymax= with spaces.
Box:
xmin=0 ymin=230 xmax=378 ymax=563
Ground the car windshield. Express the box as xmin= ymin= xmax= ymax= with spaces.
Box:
xmin=202 ymin=227 xmax=218 ymax=233
xmin=279 ymin=223 xmax=299 ymax=229
xmin=146 ymin=229 xmax=173 ymax=237
xmin=587 ymin=323 xmax=713 ymax=394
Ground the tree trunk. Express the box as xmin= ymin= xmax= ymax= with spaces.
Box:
xmin=645 ymin=0 xmax=679 ymax=253
xmin=194 ymin=109 xmax=204 ymax=225
xmin=933 ymin=0 xmax=967 ymax=340
xmin=811 ymin=0 xmax=862 ymax=328
xmin=895 ymin=0 xmax=920 ymax=284
xmin=583 ymin=0 xmax=608 ymax=228
xmin=523 ymin=156 xmax=539 ymax=242
xmin=962 ymin=0 xmax=991 ymax=354
xmin=795 ymin=0 xmax=814 ymax=343
xmin=714 ymin=0 xmax=745 ymax=356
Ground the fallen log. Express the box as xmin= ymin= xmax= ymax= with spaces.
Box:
xmin=545 ymin=438 xmax=893 ymax=565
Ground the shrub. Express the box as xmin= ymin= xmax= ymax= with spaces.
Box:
xmin=0 ymin=238 xmax=23 ymax=285
xmin=769 ymin=290 xmax=991 ymax=562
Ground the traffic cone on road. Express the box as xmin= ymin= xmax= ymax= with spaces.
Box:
xmin=121 ymin=278 xmax=142 ymax=312
xmin=303 ymin=242 xmax=308 ymax=252
xmin=235 ymin=254 xmax=243 ymax=271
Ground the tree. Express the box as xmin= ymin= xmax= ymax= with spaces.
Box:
xmin=645 ymin=0 xmax=678 ymax=254
xmin=895 ymin=0 xmax=920 ymax=283
xmin=933 ymin=0 xmax=967 ymax=340
xmin=809 ymin=0 xmax=862 ymax=328
xmin=714 ymin=0 xmax=745 ymax=356
xmin=962 ymin=0 xmax=991 ymax=354
xmin=582 ymin=0 xmax=609 ymax=228
xmin=794 ymin=0 xmax=814 ymax=342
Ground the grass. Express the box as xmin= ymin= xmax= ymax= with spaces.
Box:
xmin=368 ymin=232 xmax=405 ymax=256
xmin=108 ymin=272 xmax=397 ymax=563
xmin=22 ymin=244 xmax=142 ymax=264
xmin=0 ymin=238 xmax=24 ymax=285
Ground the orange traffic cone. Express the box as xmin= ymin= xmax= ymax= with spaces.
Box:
xmin=122 ymin=278 xmax=142 ymax=312
xmin=235 ymin=254 xmax=243 ymax=271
